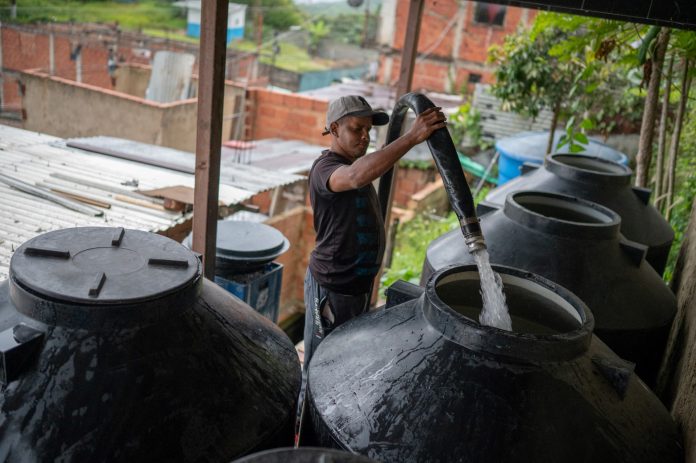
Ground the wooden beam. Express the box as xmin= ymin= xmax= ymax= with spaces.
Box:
xmin=192 ymin=0 xmax=229 ymax=279
xmin=373 ymin=0 xmax=425 ymax=304
xmin=380 ymin=0 xmax=424 ymax=222
xmin=395 ymin=0 xmax=424 ymax=98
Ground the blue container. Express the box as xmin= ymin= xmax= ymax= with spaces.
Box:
xmin=497 ymin=131 xmax=629 ymax=184
xmin=215 ymin=262 xmax=283 ymax=323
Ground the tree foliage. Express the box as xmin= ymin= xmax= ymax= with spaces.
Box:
xmin=235 ymin=0 xmax=302 ymax=37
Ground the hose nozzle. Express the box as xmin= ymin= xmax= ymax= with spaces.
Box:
xmin=460 ymin=217 xmax=487 ymax=253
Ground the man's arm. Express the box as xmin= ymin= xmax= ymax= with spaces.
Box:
xmin=329 ymin=107 xmax=446 ymax=192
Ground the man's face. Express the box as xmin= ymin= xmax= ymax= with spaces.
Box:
xmin=331 ymin=115 xmax=372 ymax=161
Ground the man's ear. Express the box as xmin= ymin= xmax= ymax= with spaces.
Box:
xmin=330 ymin=121 xmax=339 ymax=137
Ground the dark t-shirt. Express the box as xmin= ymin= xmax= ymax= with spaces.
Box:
xmin=308 ymin=150 xmax=385 ymax=295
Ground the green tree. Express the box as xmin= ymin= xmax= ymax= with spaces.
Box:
xmin=306 ymin=19 xmax=330 ymax=56
xmin=488 ymin=26 xmax=590 ymax=154
xmin=235 ymin=0 xmax=302 ymax=40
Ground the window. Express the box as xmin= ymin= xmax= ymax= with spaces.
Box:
xmin=473 ymin=3 xmax=507 ymax=26
xmin=468 ymin=73 xmax=482 ymax=84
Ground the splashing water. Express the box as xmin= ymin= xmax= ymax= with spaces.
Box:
xmin=473 ymin=249 xmax=512 ymax=331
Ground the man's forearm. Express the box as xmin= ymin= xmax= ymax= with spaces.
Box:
xmin=344 ymin=133 xmax=418 ymax=188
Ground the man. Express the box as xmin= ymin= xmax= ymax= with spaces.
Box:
xmin=303 ymin=95 xmax=447 ymax=364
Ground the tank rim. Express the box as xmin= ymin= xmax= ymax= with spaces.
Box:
xmin=504 ymin=191 xmax=622 ymax=240
xmin=423 ymin=264 xmax=594 ymax=363
xmin=546 ymin=154 xmax=631 ymax=186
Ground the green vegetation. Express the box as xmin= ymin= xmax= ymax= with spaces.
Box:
xmin=663 ymin=102 xmax=696 ymax=283
xmin=233 ymin=0 xmax=302 ymax=35
xmin=297 ymin=0 xmax=382 ymax=19
xmin=230 ymin=39 xmax=329 ymax=72
xmin=380 ymin=187 xmax=490 ymax=295
xmin=486 ymin=12 xmax=696 ymax=282
xmin=0 ymin=0 xmax=185 ymax=29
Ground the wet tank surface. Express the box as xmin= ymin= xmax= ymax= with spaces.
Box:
xmin=423 ymin=191 xmax=677 ymax=386
xmin=480 ymin=154 xmax=674 ymax=274
xmin=0 ymin=227 xmax=301 ymax=462
xmin=307 ymin=265 xmax=682 ymax=463
xmin=232 ymin=447 xmax=378 ymax=462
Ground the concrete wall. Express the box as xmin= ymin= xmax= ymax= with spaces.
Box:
xmin=114 ymin=63 xmax=151 ymax=98
xmin=377 ymin=0 xmax=535 ymax=93
xmin=1 ymin=23 xmax=257 ymax=114
xmin=20 ymin=69 xmax=244 ymax=152
xmin=657 ymin=197 xmax=696 ymax=461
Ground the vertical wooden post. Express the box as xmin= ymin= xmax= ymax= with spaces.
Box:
xmin=192 ymin=0 xmax=229 ymax=279
xmin=395 ymin=0 xmax=424 ymax=98
xmin=379 ymin=0 xmax=424 ymax=221
xmin=374 ymin=0 xmax=424 ymax=304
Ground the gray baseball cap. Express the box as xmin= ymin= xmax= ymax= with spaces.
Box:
xmin=322 ymin=95 xmax=389 ymax=135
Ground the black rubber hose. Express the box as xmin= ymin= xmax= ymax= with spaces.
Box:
xmin=379 ymin=92 xmax=486 ymax=252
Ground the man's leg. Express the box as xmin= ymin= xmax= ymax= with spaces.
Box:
xmin=303 ymin=269 xmax=326 ymax=369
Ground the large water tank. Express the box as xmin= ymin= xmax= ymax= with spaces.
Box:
xmin=481 ymin=154 xmax=674 ymax=274
xmin=307 ymin=265 xmax=681 ymax=462
xmin=232 ymin=448 xmax=378 ymax=462
xmin=0 ymin=227 xmax=301 ymax=462
xmin=422 ymin=192 xmax=677 ymax=386
xmin=496 ymin=131 xmax=629 ymax=184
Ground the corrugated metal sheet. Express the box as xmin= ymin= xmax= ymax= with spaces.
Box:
xmin=69 ymin=136 xmax=305 ymax=193
xmin=300 ymin=79 xmax=465 ymax=112
xmin=223 ymin=138 xmax=324 ymax=175
xmin=0 ymin=125 xmax=303 ymax=282
xmin=473 ymin=84 xmax=554 ymax=142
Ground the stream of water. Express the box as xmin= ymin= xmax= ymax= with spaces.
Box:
xmin=472 ymin=248 xmax=512 ymax=331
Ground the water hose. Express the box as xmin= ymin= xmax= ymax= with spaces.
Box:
xmin=379 ymin=92 xmax=486 ymax=253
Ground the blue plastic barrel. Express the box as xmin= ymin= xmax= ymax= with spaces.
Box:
xmin=497 ymin=131 xmax=629 ymax=184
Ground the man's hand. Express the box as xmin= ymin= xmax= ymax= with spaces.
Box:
xmin=406 ymin=107 xmax=447 ymax=145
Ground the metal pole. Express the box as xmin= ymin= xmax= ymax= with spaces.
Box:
xmin=192 ymin=0 xmax=229 ymax=279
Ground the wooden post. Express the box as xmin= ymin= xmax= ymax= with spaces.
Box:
xmin=373 ymin=0 xmax=424 ymax=304
xmin=380 ymin=0 xmax=425 ymax=224
xmin=395 ymin=0 xmax=424 ymax=98
xmin=192 ymin=0 xmax=229 ymax=279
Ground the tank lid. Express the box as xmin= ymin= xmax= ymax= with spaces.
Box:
xmin=546 ymin=154 xmax=631 ymax=186
xmin=10 ymin=227 xmax=200 ymax=305
xmin=215 ymin=221 xmax=289 ymax=262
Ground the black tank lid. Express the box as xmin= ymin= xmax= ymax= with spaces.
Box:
xmin=10 ymin=227 xmax=200 ymax=305
xmin=215 ymin=221 xmax=289 ymax=262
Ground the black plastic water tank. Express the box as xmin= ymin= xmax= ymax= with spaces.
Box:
xmin=0 ymin=227 xmax=301 ymax=462
xmin=423 ymin=191 xmax=677 ymax=386
xmin=232 ymin=447 xmax=378 ymax=462
xmin=307 ymin=265 xmax=682 ymax=463
xmin=184 ymin=220 xmax=290 ymax=274
xmin=480 ymin=154 xmax=674 ymax=274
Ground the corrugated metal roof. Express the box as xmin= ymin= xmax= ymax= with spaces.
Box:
xmin=300 ymin=79 xmax=465 ymax=112
xmin=222 ymin=138 xmax=324 ymax=175
xmin=473 ymin=84 xmax=554 ymax=142
xmin=0 ymin=125 xmax=304 ymax=282
xmin=68 ymin=136 xmax=305 ymax=193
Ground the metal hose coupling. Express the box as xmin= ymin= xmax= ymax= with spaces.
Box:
xmin=460 ymin=217 xmax=487 ymax=253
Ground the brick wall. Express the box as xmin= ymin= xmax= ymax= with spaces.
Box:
xmin=1 ymin=23 xmax=257 ymax=113
xmin=378 ymin=0 xmax=535 ymax=93
xmin=393 ymin=165 xmax=437 ymax=208
xmin=244 ymin=87 xmax=328 ymax=145
xmin=265 ymin=206 xmax=316 ymax=323
xmin=2 ymin=25 xmax=113 ymax=110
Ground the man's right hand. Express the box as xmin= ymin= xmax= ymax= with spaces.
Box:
xmin=406 ymin=107 xmax=448 ymax=145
